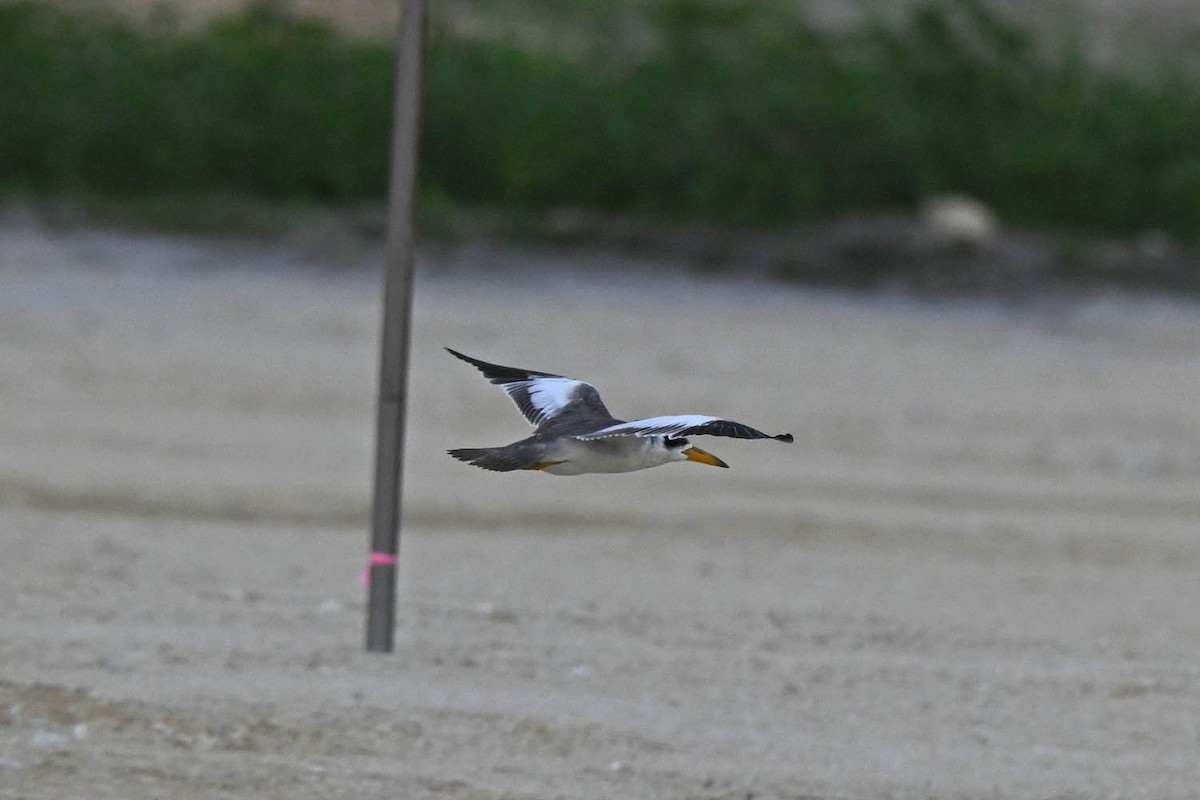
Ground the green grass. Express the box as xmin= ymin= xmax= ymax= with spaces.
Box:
xmin=3 ymin=0 xmax=1200 ymax=238
xmin=0 ymin=3 xmax=393 ymax=200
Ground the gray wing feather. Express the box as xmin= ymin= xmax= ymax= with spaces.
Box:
xmin=447 ymin=348 xmax=618 ymax=431
xmin=576 ymin=414 xmax=793 ymax=442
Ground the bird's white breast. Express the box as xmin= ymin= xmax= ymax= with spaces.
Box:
xmin=541 ymin=437 xmax=675 ymax=475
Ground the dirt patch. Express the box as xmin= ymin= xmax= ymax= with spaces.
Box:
xmin=52 ymin=0 xmax=1200 ymax=59
xmin=3 ymin=220 xmax=1200 ymax=797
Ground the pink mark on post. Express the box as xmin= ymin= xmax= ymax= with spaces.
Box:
xmin=360 ymin=551 xmax=398 ymax=586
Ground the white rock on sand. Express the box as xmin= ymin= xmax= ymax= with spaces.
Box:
xmin=3 ymin=220 xmax=1200 ymax=798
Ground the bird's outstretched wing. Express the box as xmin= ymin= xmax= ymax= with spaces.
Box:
xmin=575 ymin=414 xmax=793 ymax=442
xmin=446 ymin=348 xmax=617 ymax=430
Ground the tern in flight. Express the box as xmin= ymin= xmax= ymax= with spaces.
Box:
xmin=446 ymin=348 xmax=792 ymax=476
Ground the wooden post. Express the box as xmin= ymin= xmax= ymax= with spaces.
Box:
xmin=366 ymin=0 xmax=429 ymax=653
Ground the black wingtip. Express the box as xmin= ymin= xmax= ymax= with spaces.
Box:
xmin=445 ymin=347 xmax=561 ymax=383
xmin=775 ymin=433 xmax=794 ymax=443
xmin=445 ymin=347 xmax=498 ymax=375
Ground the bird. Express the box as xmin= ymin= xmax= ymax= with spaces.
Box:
xmin=445 ymin=348 xmax=793 ymax=476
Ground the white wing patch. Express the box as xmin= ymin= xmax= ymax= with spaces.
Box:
xmin=504 ymin=376 xmax=584 ymax=426
xmin=575 ymin=414 xmax=719 ymax=440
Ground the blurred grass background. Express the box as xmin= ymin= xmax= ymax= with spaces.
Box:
xmin=3 ymin=0 xmax=1200 ymax=242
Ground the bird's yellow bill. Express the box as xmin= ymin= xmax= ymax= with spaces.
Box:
xmin=683 ymin=446 xmax=728 ymax=468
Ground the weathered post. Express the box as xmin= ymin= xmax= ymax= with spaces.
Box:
xmin=366 ymin=0 xmax=429 ymax=653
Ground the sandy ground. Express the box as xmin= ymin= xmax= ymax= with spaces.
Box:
xmin=3 ymin=218 xmax=1200 ymax=799
xmin=65 ymin=0 xmax=1200 ymax=62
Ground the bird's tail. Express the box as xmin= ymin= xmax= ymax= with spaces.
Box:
xmin=447 ymin=447 xmax=533 ymax=472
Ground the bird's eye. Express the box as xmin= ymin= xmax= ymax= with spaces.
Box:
xmin=665 ymin=436 xmax=689 ymax=449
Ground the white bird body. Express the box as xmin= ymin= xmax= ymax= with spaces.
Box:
xmin=446 ymin=349 xmax=792 ymax=477
xmin=531 ymin=435 xmax=684 ymax=475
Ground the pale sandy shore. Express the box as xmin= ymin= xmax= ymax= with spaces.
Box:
xmin=3 ymin=220 xmax=1200 ymax=799
xmin=81 ymin=0 xmax=1200 ymax=66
